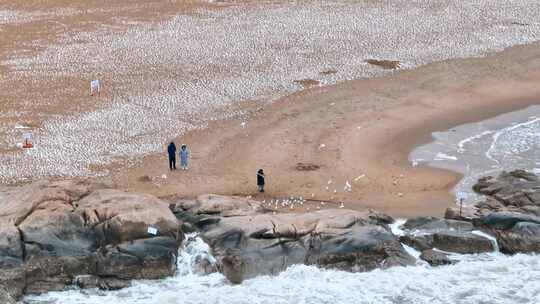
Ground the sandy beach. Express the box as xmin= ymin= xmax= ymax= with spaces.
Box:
xmin=113 ymin=42 xmax=540 ymax=218
xmin=1 ymin=0 xmax=540 ymax=217
xmin=4 ymin=2 xmax=540 ymax=303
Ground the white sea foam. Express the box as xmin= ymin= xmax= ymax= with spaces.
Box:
xmin=434 ymin=152 xmax=458 ymax=161
xmin=457 ymin=131 xmax=494 ymax=154
xmin=485 ymin=117 xmax=540 ymax=165
xmin=410 ymin=105 xmax=540 ymax=203
xmin=471 ymin=230 xmax=500 ymax=252
xmin=22 ymin=235 xmax=540 ymax=304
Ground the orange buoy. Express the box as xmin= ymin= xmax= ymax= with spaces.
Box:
xmin=22 ymin=132 xmax=34 ymax=149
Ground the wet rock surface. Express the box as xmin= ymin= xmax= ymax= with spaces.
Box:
xmin=0 ymin=180 xmax=182 ymax=300
xmin=431 ymin=232 xmax=493 ymax=254
xmin=470 ymin=170 xmax=540 ymax=254
xmin=419 ymin=249 xmax=455 ymax=266
xmin=399 ymin=217 xmax=494 ymax=254
xmin=4 ymin=170 xmax=540 ymax=299
xmin=173 ymin=195 xmax=415 ymax=283
xmin=473 ymin=170 xmax=540 ymax=214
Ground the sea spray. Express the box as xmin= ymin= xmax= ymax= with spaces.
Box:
xmin=410 ymin=105 xmax=540 ymax=204
xmin=176 ymin=234 xmax=217 ymax=276
xmin=389 ymin=219 xmax=423 ymax=260
xmin=22 ymin=247 xmax=540 ymax=304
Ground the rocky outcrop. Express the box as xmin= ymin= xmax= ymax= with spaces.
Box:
xmin=473 ymin=170 xmax=540 ymax=214
xmin=0 ymin=179 xmax=182 ymax=300
xmin=402 ymin=216 xmax=474 ymax=231
xmin=496 ymin=222 xmax=540 ymax=254
xmin=171 ymin=194 xmax=266 ymax=233
xmin=469 ymin=170 xmax=540 ymax=254
xmin=399 ymin=217 xmax=494 ymax=254
xmin=474 ymin=212 xmax=540 ymax=231
xmin=400 ymin=232 xmax=494 ymax=254
xmin=74 ymin=274 xmax=131 ymax=290
xmin=173 ymin=196 xmax=414 ymax=283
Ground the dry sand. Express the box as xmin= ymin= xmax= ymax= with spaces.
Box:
xmin=3 ymin=0 xmax=540 ymax=182
xmin=2 ymin=1 xmax=540 ymax=217
xmin=112 ymin=42 xmax=540 ymax=218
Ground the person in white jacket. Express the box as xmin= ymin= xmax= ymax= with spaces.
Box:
xmin=90 ymin=79 xmax=101 ymax=96
xmin=180 ymin=144 xmax=190 ymax=170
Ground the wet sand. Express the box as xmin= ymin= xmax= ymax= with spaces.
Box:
xmin=113 ymin=43 xmax=540 ymax=218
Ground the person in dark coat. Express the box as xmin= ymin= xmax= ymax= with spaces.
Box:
xmin=167 ymin=142 xmax=177 ymax=170
xmin=257 ymin=169 xmax=265 ymax=193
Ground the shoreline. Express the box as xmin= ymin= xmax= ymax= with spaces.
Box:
xmin=3 ymin=1 xmax=540 ymax=185
xmin=111 ymin=42 xmax=540 ymax=218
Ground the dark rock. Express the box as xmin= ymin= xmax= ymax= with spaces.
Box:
xmin=473 ymin=170 xmax=540 ymax=212
xmin=399 ymin=218 xmax=494 ymax=254
xmin=472 ymin=171 xmax=540 ymax=255
xmin=497 ymin=222 xmax=540 ymax=254
xmin=307 ymin=225 xmax=414 ymax=271
xmin=99 ymin=278 xmax=131 ymax=290
xmin=474 ymin=212 xmax=540 ymax=230
xmin=195 ymin=217 xmax=222 ymax=230
xmin=200 ymin=209 xmax=414 ymax=283
xmin=24 ymin=255 xmax=96 ymax=294
xmin=399 ymin=235 xmax=432 ymax=251
xmin=0 ymin=223 xmax=25 ymax=298
xmin=420 ymin=249 xmax=454 ymax=266
xmin=220 ymin=250 xmax=245 ymax=284
xmin=115 ymin=237 xmax=178 ymax=279
xmin=95 ymin=237 xmax=180 ymax=281
xmin=401 ymin=232 xmax=493 ymax=254
xmin=192 ymin=256 xmax=217 ymax=275
xmin=403 ymin=217 xmax=437 ymax=229
xmin=0 ymin=266 xmax=24 ymax=300
xmin=403 ymin=217 xmax=474 ymax=232
xmin=74 ymin=275 xmax=100 ymax=289
xmin=431 ymin=232 xmax=493 ymax=254
xmin=73 ymin=274 xmax=131 ymax=290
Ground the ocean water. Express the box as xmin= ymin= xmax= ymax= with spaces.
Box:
xmin=410 ymin=105 xmax=540 ymax=203
xmin=21 ymin=232 xmax=540 ymax=304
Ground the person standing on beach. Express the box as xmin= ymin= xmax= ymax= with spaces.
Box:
xmin=180 ymin=144 xmax=190 ymax=170
xmin=257 ymin=169 xmax=265 ymax=193
xmin=167 ymin=142 xmax=177 ymax=170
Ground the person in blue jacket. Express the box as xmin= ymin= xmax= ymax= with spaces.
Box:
xmin=167 ymin=142 xmax=177 ymax=170
xmin=180 ymin=144 xmax=190 ymax=170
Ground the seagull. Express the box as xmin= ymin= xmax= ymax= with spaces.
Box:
xmin=354 ymin=174 xmax=366 ymax=182
xmin=344 ymin=181 xmax=352 ymax=192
